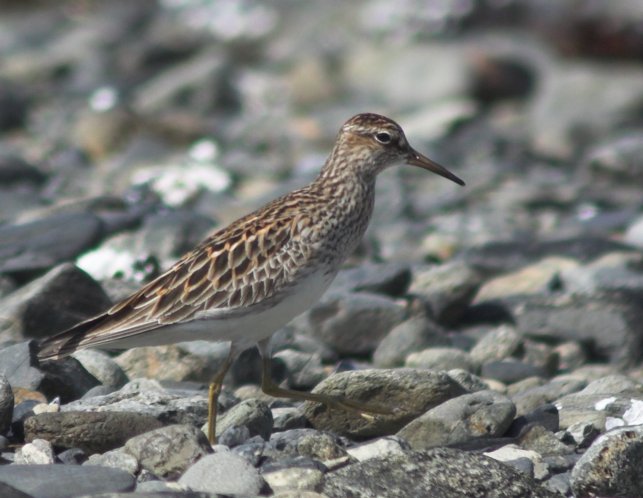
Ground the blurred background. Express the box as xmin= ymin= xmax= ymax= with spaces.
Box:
xmin=0 ymin=0 xmax=642 ymax=308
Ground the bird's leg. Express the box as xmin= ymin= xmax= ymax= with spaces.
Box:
xmin=207 ymin=344 xmax=236 ymax=444
xmin=257 ymin=339 xmax=392 ymax=419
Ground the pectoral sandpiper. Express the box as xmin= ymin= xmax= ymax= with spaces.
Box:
xmin=38 ymin=113 xmax=465 ymax=443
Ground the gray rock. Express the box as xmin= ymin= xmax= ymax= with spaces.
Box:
xmin=115 ymin=344 xmax=224 ymax=384
xmin=304 ymin=292 xmax=406 ymax=356
xmin=0 ymin=341 xmax=99 ymax=403
xmin=447 ymin=369 xmax=490 ymax=393
xmin=409 ymin=261 xmax=481 ymax=325
xmin=321 ymin=447 xmax=560 ymax=498
xmin=625 ymin=214 xmax=643 ymax=248
xmin=24 ymin=411 xmax=163 ymax=454
xmin=263 ymin=466 xmax=324 ymax=494
xmin=0 ymin=465 xmax=135 ymax=498
xmin=178 ymin=450 xmax=265 ymax=496
xmin=62 ymin=378 xmax=209 ymax=427
xmin=507 ymin=403 xmax=559 ymax=437
xmin=473 ymin=256 xmax=579 ymax=303
xmin=215 ymin=398 xmax=273 ymax=441
xmin=398 ymin=390 xmax=516 ymax=450
xmin=469 ymin=325 xmax=523 ymax=365
xmin=14 ymin=438 xmax=55 ymax=464
xmin=510 ymin=378 xmax=586 ymax=417
xmin=84 ymin=449 xmax=140 ymax=474
xmin=555 ymin=392 xmax=643 ymax=431
xmin=571 ymin=425 xmax=643 ymax=498
xmin=405 ymin=347 xmax=475 ymax=372
xmin=563 ymin=421 xmax=600 ymax=448
xmin=124 ymin=424 xmax=211 ymax=479
xmin=484 ymin=444 xmax=544 ymax=478
xmin=508 ymin=291 xmax=643 ymax=367
xmin=578 ymin=373 xmax=641 ymax=395
xmin=0 ymin=482 xmax=31 ymax=498
xmin=481 ymin=360 xmax=547 ymax=384
xmin=0 ymin=214 xmax=103 ymax=274
xmin=373 ymin=316 xmax=450 ymax=368
xmin=346 ymin=436 xmax=409 ymax=462
xmin=0 ymin=263 xmax=111 ymax=343
xmin=273 ymin=349 xmax=326 ymax=390
xmin=72 ymin=350 xmax=129 ymax=389
xmin=461 ymin=237 xmax=634 ymax=275
xmin=0 ymin=374 xmax=13 ymax=434
xmin=330 ymin=262 xmax=412 ymax=296
xmin=271 ymin=406 xmax=308 ymax=432
xmin=270 ymin=429 xmax=347 ymax=461
xmin=303 ymin=369 xmax=467 ymax=438
xmin=218 ymin=424 xmax=251 ymax=447
xmin=518 ymin=424 xmax=574 ymax=457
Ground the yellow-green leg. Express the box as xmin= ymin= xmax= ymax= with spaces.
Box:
xmin=207 ymin=346 xmax=236 ymax=444
xmin=257 ymin=339 xmax=392 ymax=418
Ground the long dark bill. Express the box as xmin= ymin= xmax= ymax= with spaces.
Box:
xmin=407 ymin=150 xmax=465 ymax=186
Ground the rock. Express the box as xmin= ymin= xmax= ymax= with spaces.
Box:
xmin=405 ymin=347 xmax=475 ymax=372
xmin=571 ymin=424 xmax=643 ymax=498
xmin=518 ymin=424 xmax=573 ymax=457
xmin=0 ymin=482 xmax=31 ymax=498
xmin=506 ymin=403 xmax=559 ymax=437
xmin=409 ymin=261 xmax=481 ymax=325
xmin=398 ymin=390 xmax=516 ymax=450
xmin=507 ymin=291 xmax=643 ymax=367
xmin=484 ymin=444 xmax=544 ymax=478
xmin=0 ymin=341 xmax=99 ymax=403
xmin=563 ymin=421 xmax=600 ymax=448
xmin=447 ymin=369 xmax=490 ymax=393
xmin=321 ymin=447 xmax=560 ymax=498
xmin=273 ymin=349 xmax=326 ymax=390
xmin=84 ymin=449 xmax=139 ymax=474
xmin=0 ymin=214 xmax=104 ymax=274
xmin=270 ymin=429 xmax=347 ymax=461
xmin=583 ymin=130 xmax=643 ymax=181
xmin=624 ymin=214 xmax=643 ymax=248
xmin=263 ymin=465 xmax=325 ymax=494
xmin=0 ymin=465 xmax=135 ymax=498
xmin=14 ymin=438 xmax=55 ymax=464
xmin=554 ymin=390 xmax=643 ymax=431
xmin=330 ymin=262 xmax=412 ymax=296
xmin=115 ymin=344 xmax=224 ymax=383
xmin=24 ymin=411 xmax=163 ymax=454
xmin=373 ymin=316 xmax=450 ymax=368
xmin=0 ymin=375 xmax=13 ymax=434
xmin=72 ymin=350 xmax=128 ymax=389
xmin=303 ymin=369 xmax=467 ymax=438
xmin=178 ymin=450 xmax=265 ymax=496
xmin=469 ymin=325 xmax=523 ymax=365
xmin=510 ymin=378 xmax=586 ymax=417
xmin=124 ymin=424 xmax=211 ymax=479
xmin=346 ymin=436 xmax=409 ymax=462
xmin=272 ymin=406 xmax=308 ymax=432
xmin=473 ymin=256 xmax=579 ymax=302
xmin=0 ymin=263 xmax=111 ymax=343
xmin=481 ymin=360 xmax=547 ymax=385
xmin=303 ymin=292 xmax=406 ymax=356
xmin=62 ymin=378 xmax=210 ymax=427
xmin=461 ymin=237 xmax=634 ymax=275
xmin=215 ymin=398 xmax=273 ymax=441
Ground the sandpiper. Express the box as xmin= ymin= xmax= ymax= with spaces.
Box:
xmin=38 ymin=113 xmax=464 ymax=443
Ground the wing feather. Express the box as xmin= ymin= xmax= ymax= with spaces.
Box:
xmin=38 ymin=206 xmax=315 ymax=360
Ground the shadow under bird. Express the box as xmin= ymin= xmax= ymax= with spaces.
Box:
xmin=38 ymin=113 xmax=465 ymax=443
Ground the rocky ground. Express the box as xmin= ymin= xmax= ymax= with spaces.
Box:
xmin=1 ymin=1 xmax=643 ymax=497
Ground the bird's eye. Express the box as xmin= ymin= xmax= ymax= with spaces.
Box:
xmin=374 ymin=132 xmax=392 ymax=144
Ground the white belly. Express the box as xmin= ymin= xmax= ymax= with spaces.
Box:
xmin=100 ymin=269 xmax=335 ymax=352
